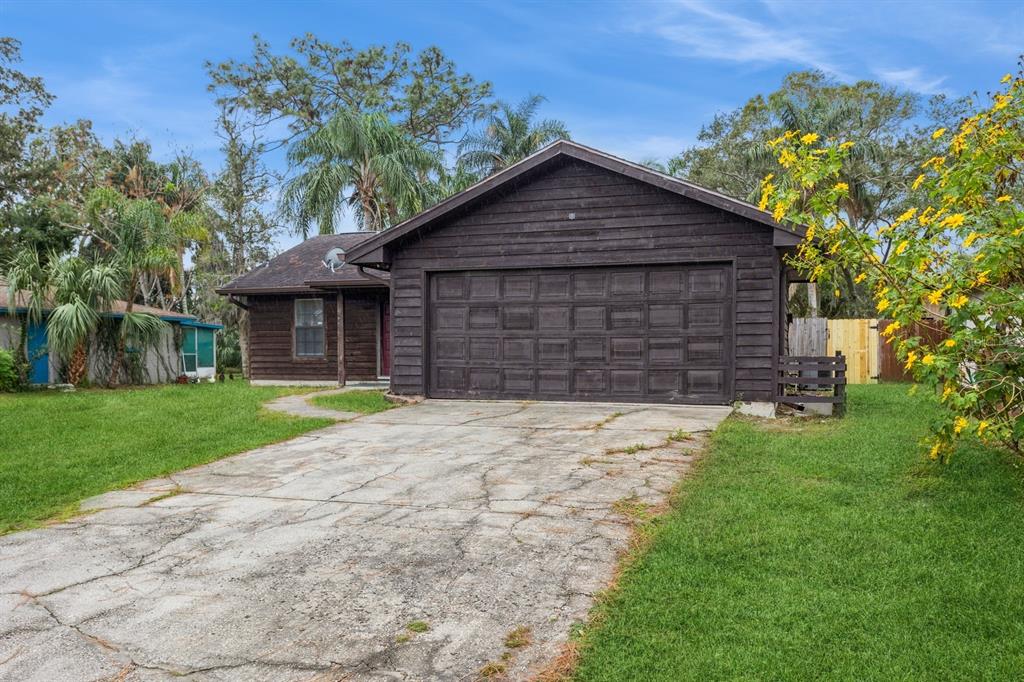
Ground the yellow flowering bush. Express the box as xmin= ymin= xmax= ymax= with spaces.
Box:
xmin=762 ymin=70 xmax=1024 ymax=460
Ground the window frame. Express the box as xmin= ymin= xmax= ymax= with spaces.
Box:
xmin=293 ymin=297 xmax=326 ymax=359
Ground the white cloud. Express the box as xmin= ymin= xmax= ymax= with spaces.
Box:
xmin=633 ymin=0 xmax=847 ymax=78
xmin=874 ymin=67 xmax=948 ymax=95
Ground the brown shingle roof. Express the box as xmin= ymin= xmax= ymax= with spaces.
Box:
xmin=216 ymin=233 xmax=389 ymax=295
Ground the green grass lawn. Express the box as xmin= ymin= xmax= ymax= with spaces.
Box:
xmin=311 ymin=389 xmax=396 ymax=414
xmin=0 ymin=382 xmax=331 ymax=534
xmin=573 ymin=384 xmax=1024 ymax=681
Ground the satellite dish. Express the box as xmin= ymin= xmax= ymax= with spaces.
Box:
xmin=322 ymin=247 xmax=346 ymax=272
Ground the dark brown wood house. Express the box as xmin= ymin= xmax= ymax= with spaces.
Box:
xmin=217 ymin=233 xmax=391 ymax=385
xmin=342 ymin=140 xmax=805 ymax=405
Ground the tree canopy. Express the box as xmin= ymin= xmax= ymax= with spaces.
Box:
xmin=669 ymin=71 xmax=968 ymax=316
xmin=206 ymin=35 xmax=494 ymax=151
xmin=765 ymin=69 xmax=1024 ymax=458
xmin=458 ymin=94 xmax=571 ymax=175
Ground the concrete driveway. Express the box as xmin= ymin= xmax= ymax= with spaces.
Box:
xmin=0 ymin=399 xmax=730 ymax=681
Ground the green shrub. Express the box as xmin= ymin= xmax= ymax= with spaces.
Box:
xmin=0 ymin=349 xmax=21 ymax=392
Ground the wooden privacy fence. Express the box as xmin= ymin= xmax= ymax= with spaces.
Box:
xmin=777 ymin=353 xmax=847 ymax=416
xmin=788 ymin=318 xmax=949 ymax=383
xmin=877 ymin=319 xmax=950 ymax=382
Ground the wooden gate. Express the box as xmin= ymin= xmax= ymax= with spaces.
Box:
xmin=826 ymin=319 xmax=878 ymax=385
xmin=788 ymin=318 xmax=878 ymax=384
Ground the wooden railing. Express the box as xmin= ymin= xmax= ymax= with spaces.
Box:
xmin=776 ymin=352 xmax=847 ymax=417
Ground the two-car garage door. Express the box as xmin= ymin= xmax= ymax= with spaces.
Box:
xmin=427 ymin=264 xmax=733 ymax=404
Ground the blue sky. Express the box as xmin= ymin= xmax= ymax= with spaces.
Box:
xmin=4 ymin=0 xmax=1022 ymax=245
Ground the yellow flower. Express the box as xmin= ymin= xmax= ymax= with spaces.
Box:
xmin=854 ymin=273 xmax=867 ymax=284
xmin=912 ymin=174 xmax=926 ymax=190
xmin=932 ymin=127 xmax=947 ymax=139
xmin=921 ymin=354 xmax=935 ymax=365
xmin=894 ymin=240 xmax=909 ymax=255
xmin=805 ymin=224 xmax=816 ymax=241
xmin=993 ymin=94 xmax=1011 ymax=111
xmin=929 ymin=443 xmax=941 ymax=460
xmin=977 ymin=420 xmax=989 ymax=435
xmin=894 ymin=207 xmax=917 ymax=225
xmin=877 ymin=298 xmax=890 ymax=313
xmin=922 ymin=156 xmax=946 ymax=169
xmin=942 ymin=385 xmax=954 ymax=401
xmin=839 ymin=141 xmax=855 ymax=150
xmin=883 ymin=321 xmax=901 ymax=337
xmin=904 ymin=351 xmax=918 ymax=370
xmin=834 ymin=182 xmax=849 ymax=193
xmin=954 ymin=416 xmax=968 ymax=434
xmin=1002 ymin=73 xmax=1013 ymax=84
xmin=926 ymin=289 xmax=945 ymax=305
xmin=951 ymin=132 xmax=967 ymax=154
xmin=974 ymin=270 xmax=990 ymax=285
xmin=834 ymin=288 xmax=841 ymax=298
xmin=800 ymin=132 xmax=819 ymax=145
xmin=996 ymin=195 xmax=1011 ymax=203
xmin=779 ymin=148 xmax=797 ymax=167
xmin=974 ymin=252 xmax=986 ymax=262
xmin=944 ymin=338 xmax=956 ymax=348
xmin=948 ymin=294 xmax=969 ymax=309
xmin=963 ymin=232 xmax=980 ymax=248
xmin=773 ymin=203 xmax=786 ymax=222
xmin=940 ymin=214 xmax=965 ymax=229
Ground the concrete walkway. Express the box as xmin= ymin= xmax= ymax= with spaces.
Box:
xmin=0 ymin=399 xmax=731 ymax=681
xmin=262 ymin=388 xmax=358 ymax=420
xmin=262 ymin=383 xmax=393 ymax=421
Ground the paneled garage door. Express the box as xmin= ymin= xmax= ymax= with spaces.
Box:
xmin=427 ymin=264 xmax=734 ymax=404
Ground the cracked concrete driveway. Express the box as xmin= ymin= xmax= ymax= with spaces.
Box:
xmin=0 ymin=399 xmax=730 ymax=681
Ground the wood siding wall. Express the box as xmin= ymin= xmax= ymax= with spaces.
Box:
xmin=387 ymin=160 xmax=780 ymax=402
xmin=248 ymin=290 xmax=386 ymax=382
xmin=343 ymin=290 xmax=383 ymax=381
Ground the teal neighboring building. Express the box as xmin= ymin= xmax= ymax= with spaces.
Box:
xmin=1 ymin=281 xmax=223 ymax=384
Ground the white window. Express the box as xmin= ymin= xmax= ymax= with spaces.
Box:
xmin=295 ymin=298 xmax=324 ymax=357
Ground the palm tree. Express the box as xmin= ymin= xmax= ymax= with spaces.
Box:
xmin=281 ymin=112 xmax=439 ymax=236
xmin=84 ymin=187 xmax=175 ymax=385
xmin=5 ymin=250 xmax=123 ymax=385
xmin=458 ymin=95 xmax=570 ymax=176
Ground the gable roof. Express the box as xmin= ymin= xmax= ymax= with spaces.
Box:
xmin=345 ymin=139 xmax=805 ymax=266
xmin=216 ymin=233 xmax=390 ymax=295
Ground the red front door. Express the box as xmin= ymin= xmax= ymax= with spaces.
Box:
xmin=380 ymin=296 xmax=391 ymax=377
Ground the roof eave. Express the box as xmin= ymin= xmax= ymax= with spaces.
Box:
xmin=215 ymin=285 xmax=320 ymax=296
